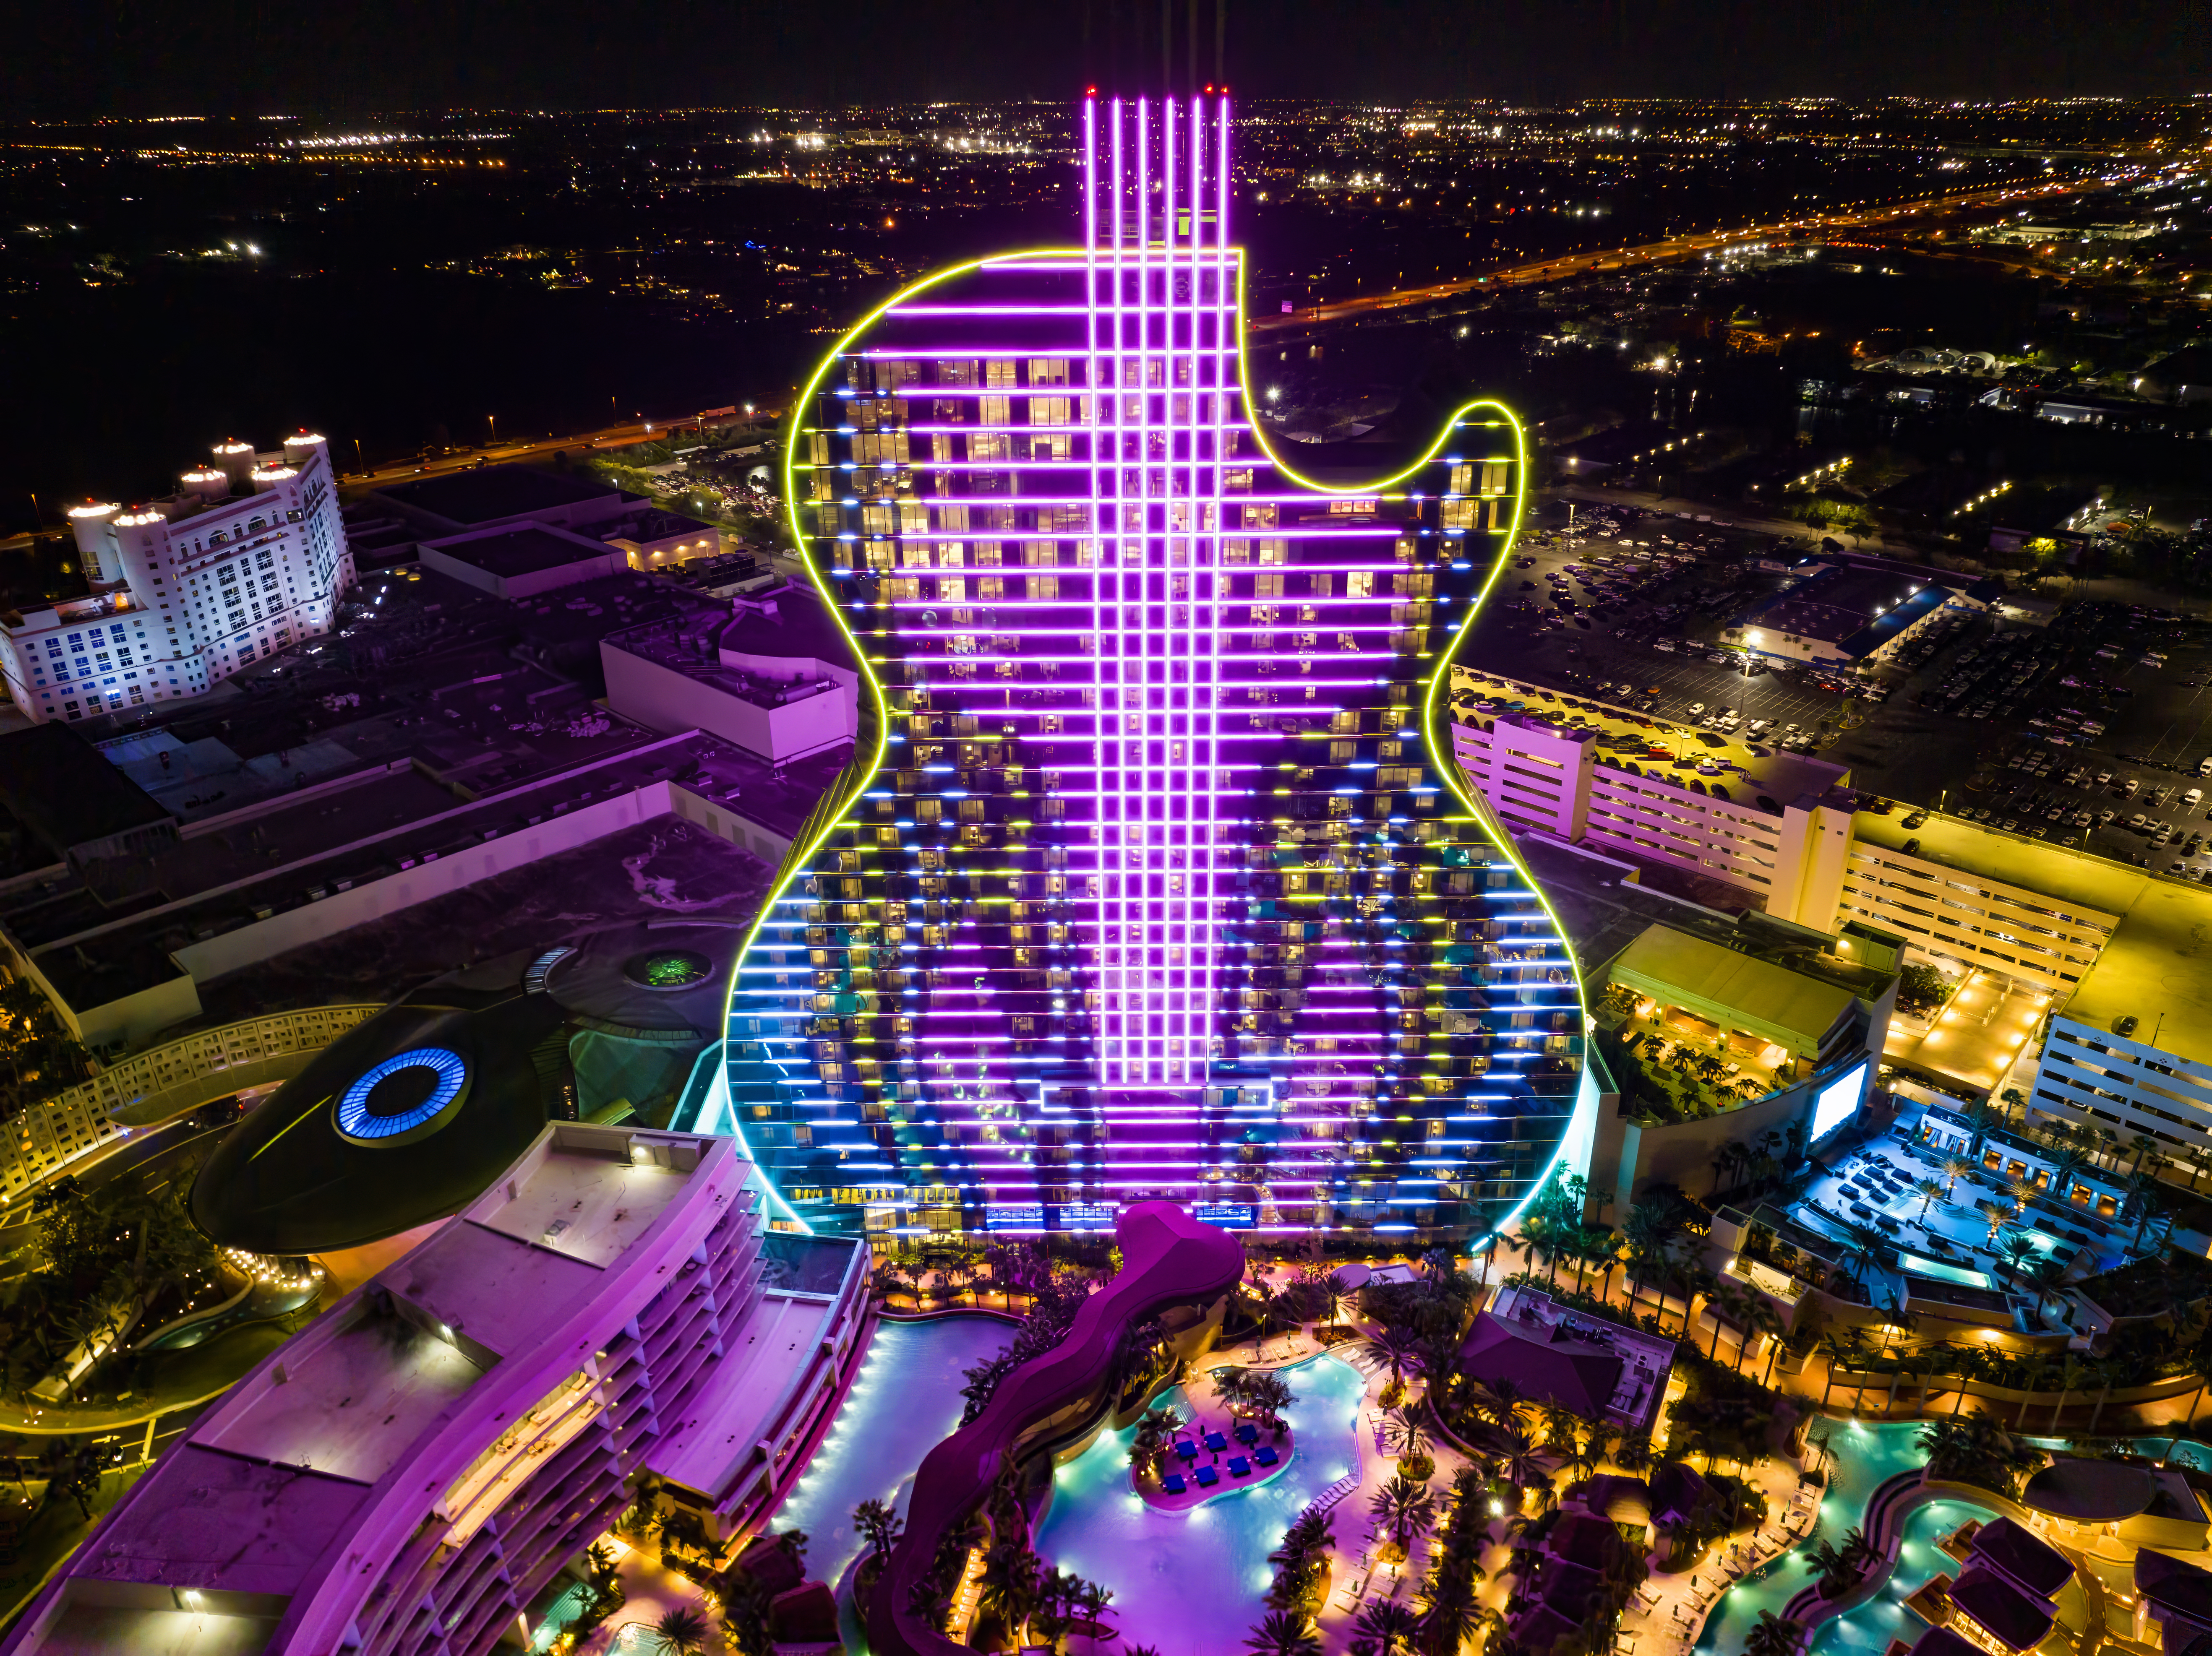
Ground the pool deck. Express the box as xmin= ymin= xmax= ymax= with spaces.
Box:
xmin=1616 ymin=1452 xmax=1825 ymax=1655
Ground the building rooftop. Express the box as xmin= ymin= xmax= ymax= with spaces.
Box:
xmin=1608 ymin=923 xmax=1861 ymax=1057
xmin=2022 ymin=1456 xmax=2156 ymax=1523
xmin=431 ymin=524 xmax=621 ymax=579
xmin=1948 ymin=1563 xmax=2057 ymax=1652
xmin=1851 ymin=808 xmax=2141 ymax=924
xmin=2061 ymin=875 xmax=2212 ymax=1070
xmin=1450 ymin=667 xmax=1851 ymax=806
xmin=374 ymin=465 xmax=623 ymax=529
xmin=0 ymin=722 xmax=173 ymax=862
xmin=1965 ymin=1516 xmax=2073 ymax=1600
xmin=721 ymin=583 xmax=856 ymax=666
xmin=23 ymin=1123 xmax=739 ymax=1650
xmin=2136 ymin=1547 xmax=2212 ymax=1627
xmin=1743 ymin=561 xmax=1952 ymax=649
xmin=8 ymin=728 xmax=803 ymax=1016
xmin=1465 ymin=1286 xmax=1675 ymax=1428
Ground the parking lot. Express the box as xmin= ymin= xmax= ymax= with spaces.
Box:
xmin=1469 ymin=502 xmax=2212 ymax=866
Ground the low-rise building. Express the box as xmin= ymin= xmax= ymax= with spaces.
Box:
xmin=1735 ymin=556 xmax=1991 ymax=670
xmin=602 ymin=583 xmax=861 ymax=764
xmin=0 ymin=1121 xmax=869 ymax=1656
xmin=369 ymin=463 xmax=726 ymax=574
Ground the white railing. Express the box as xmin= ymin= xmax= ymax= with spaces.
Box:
xmin=0 ymin=1004 xmax=378 ymax=1203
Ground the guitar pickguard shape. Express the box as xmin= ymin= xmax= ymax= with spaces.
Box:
xmin=717 ymin=94 xmax=1589 ymax=1247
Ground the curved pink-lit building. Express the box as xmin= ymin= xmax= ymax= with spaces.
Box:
xmin=2 ymin=1123 xmax=869 ymax=1656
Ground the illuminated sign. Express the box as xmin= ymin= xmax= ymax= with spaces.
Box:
xmin=986 ymin=1205 xmax=1047 ymax=1230
xmin=1195 ymin=1203 xmax=1257 ymax=1228
xmin=1808 ymin=1061 xmax=1870 ymax=1144
xmin=1056 ymin=1203 xmax=1119 ymax=1229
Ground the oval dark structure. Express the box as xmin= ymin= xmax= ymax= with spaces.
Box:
xmin=191 ymin=921 xmax=740 ymax=1254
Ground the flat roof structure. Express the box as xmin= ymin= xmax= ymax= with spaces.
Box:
xmin=1607 ymin=922 xmax=1859 ymax=1060
xmin=419 ymin=524 xmax=629 ymax=601
xmin=0 ymin=722 xmax=175 ymax=864
xmin=2063 ymin=875 xmax=2212 ymax=1070
xmin=433 ymin=524 xmax=613 ymax=581
xmin=373 ymin=465 xmax=623 ymax=530
xmin=1743 ymin=562 xmax=1949 ymax=648
xmin=1851 ymin=809 xmax=2142 ymax=928
xmin=1451 ymin=666 xmax=1852 ymax=805
xmin=2023 ymin=1456 xmax=2157 ymax=1523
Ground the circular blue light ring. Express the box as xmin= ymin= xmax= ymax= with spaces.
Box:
xmin=336 ymin=1047 xmax=469 ymax=1143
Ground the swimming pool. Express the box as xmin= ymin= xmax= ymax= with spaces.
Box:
xmin=767 ymin=1316 xmax=1012 ymax=1598
xmin=1693 ymin=1421 xmax=1933 ymax=1655
xmin=1030 ymin=1351 xmax=1369 ymax=1656
xmin=1896 ymin=1254 xmax=1997 ymax=1289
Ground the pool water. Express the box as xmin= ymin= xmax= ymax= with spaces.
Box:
xmin=767 ymin=1316 xmax=1012 ymax=1596
xmin=1807 ymin=1497 xmax=1995 ymax=1656
xmin=1896 ymin=1254 xmax=1996 ymax=1289
xmin=1693 ymin=1421 xmax=1932 ymax=1654
xmin=1030 ymin=1351 xmax=1369 ymax=1656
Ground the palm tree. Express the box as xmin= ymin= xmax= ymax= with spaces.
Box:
xmin=652 ymin=1606 xmax=716 ymax=1656
xmin=1738 ymin=1292 xmax=1785 ymax=1379
xmin=1513 ymin=1217 xmax=1562 ymax=1286
xmin=1744 ymin=1610 xmax=1805 ymax=1656
xmin=2129 ymin=1131 xmax=2160 ymax=1173
xmin=1942 ymin=1154 xmax=1974 ymax=1197
xmin=1354 ymin=1599 xmax=1421 ymax=1656
xmin=1491 ymin=1425 xmax=1549 ymax=1498
xmin=1380 ymin=1404 xmax=1433 ymax=1464
xmin=1913 ymin=1176 xmax=1946 ymax=1219
xmin=1998 ymin=1229 xmax=2039 ymax=1286
xmin=853 ymin=1497 xmax=903 ymax=1561
xmin=977 ymin=1540 xmax=1039 ymax=1641
xmin=1073 ymin=1578 xmax=1115 ymax=1647
xmin=1368 ymin=1473 xmax=1437 ymax=1549
xmin=1803 ymin=1535 xmax=1863 ymax=1598
xmin=2048 ymin=1145 xmax=2092 ymax=1207
xmin=1372 ymin=1325 xmax=1427 ymax=1396
xmin=2050 ymin=1355 xmax=2089 ymax=1432
xmin=1472 ymin=1374 xmax=1532 ymax=1432
xmin=1243 ymin=1609 xmax=1324 ymax=1656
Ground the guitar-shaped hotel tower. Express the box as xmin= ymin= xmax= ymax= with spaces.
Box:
xmin=720 ymin=92 xmax=1594 ymax=1245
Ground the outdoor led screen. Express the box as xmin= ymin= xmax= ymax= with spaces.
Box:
xmin=720 ymin=93 xmax=1585 ymax=1242
xmin=1809 ymin=1061 xmax=1870 ymax=1145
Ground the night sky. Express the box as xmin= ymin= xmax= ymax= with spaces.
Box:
xmin=1 ymin=0 xmax=2204 ymax=117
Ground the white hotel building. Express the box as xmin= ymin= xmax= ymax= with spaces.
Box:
xmin=1 ymin=433 xmax=352 ymax=724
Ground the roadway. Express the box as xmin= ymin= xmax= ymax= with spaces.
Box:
xmin=334 ymin=412 xmax=784 ymax=501
xmin=1248 ymin=176 xmax=2101 ymax=335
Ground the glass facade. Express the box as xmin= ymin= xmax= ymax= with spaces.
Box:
xmin=723 ymin=95 xmax=1584 ymax=1242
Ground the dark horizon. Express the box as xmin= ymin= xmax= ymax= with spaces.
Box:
xmin=3 ymin=0 xmax=2207 ymax=119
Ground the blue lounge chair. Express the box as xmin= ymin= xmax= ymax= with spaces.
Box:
xmin=1228 ymin=1456 xmax=1252 ymax=1477
xmin=1162 ymin=1472 xmax=1187 ymax=1495
xmin=1204 ymin=1431 xmax=1229 ymax=1453
xmin=1234 ymin=1422 xmax=1259 ymax=1445
xmin=1254 ymin=1445 xmax=1280 ymax=1467
xmin=1195 ymin=1465 xmax=1220 ymax=1487
xmin=1175 ymin=1439 xmax=1198 ymax=1461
